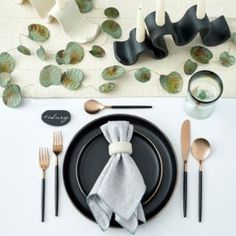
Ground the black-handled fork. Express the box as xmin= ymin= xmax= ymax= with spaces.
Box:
xmin=39 ymin=147 xmax=50 ymax=222
xmin=53 ymin=131 xmax=63 ymax=217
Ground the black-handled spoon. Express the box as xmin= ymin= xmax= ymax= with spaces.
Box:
xmin=191 ymin=138 xmax=211 ymax=222
xmin=84 ymin=99 xmax=152 ymax=114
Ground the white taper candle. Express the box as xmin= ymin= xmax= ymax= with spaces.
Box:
xmin=56 ymin=0 xmax=66 ymax=10
xmin=196 ymin=0 xmax=207 ymax=19
xmin=155 ymin=0 xmax=165 ymax=26
xmin=136 ymin=5 xmax=146 ymax=43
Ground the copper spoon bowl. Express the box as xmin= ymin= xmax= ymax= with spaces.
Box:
xmin=191 ymin=138 xmax=211 ymax=222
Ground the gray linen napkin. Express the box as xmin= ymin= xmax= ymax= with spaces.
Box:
xmin=86 ymin=121 xmax=146 ymax=234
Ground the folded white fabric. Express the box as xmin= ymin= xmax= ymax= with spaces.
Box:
xmin=86 ymin=121 xmax=146 ymax=234
xmin=14 ymin=0 xmax=99 ymax=43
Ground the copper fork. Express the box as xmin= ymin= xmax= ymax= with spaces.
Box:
xmin=53 ymin=131 xmax=63 ymax=216
xmin=39 ymin=147 xmax=50 ymax=222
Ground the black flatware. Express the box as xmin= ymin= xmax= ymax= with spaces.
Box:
xmin=181 ymin=120 xmax=190 ymax=217
xmin=39 ymin=147 xmax=50 ymax=222
xmin=53 ymin=131 xmax=63 ymax=217
xmin=191 ymin=138 xmax=211 ymax=222
xmin=84 ymin=100 xmax=152 ymax=114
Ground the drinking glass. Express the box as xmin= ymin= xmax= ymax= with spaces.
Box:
xmin=185 ymin=70 xmax=223 ymax=119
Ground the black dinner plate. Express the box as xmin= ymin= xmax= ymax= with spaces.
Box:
xmin=63 ymin=114 xmax=177 ymax=226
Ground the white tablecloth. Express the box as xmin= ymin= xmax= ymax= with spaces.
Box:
xmin=0 ymin=97 xmax=235 ymax=236
xmin=1 ymin=0 xmax=236 ymax=98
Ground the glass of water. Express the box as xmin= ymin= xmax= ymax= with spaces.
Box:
xmin=185 ymin=70 xmax=223 ymax=119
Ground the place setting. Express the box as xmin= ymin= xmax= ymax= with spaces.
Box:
xmin=37 ymin=84 xmax=217 ymax=232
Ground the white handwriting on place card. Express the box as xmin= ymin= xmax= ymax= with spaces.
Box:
xmin=43 ymin=113 xmax=70 ymax=124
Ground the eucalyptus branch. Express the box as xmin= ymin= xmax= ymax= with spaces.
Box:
xmin=99 ymin=35 xmax=109 ymax=47
xmin=81 ymin=84 xmax=99 ymax=91
xmin=22 ymin=84 xmax=34 ymax=90
xmin=175 ymin=60 xmax=185 ymax=72
xmin=18 ymin=34 xmax=28 ymax=45
xmin=150 ymin=69 xmax=162 ymax=76
xmin=126 ymin=68 xmax=139 ymax=73
xmin=7 ymin=47 xmax=17 ymax=53
xmin=227 ymin=42 xmax=234 ymax=54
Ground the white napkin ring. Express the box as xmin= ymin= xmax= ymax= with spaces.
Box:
xmin=109 ymin=142 xmax=133 ymax=156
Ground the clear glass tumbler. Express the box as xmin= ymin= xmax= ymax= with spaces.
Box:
xmin=185 ymin=70 xmax=223 ymax=119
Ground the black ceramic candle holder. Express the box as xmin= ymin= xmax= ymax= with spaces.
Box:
xmin=114 ymin=5 xmax=231 ymax=65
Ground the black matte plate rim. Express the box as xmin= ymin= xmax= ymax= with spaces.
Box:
xmin=63 ymin=114 xmax=177 ymax=226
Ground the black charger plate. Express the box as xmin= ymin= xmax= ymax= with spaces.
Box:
xmin=63 ymin=114 xmax=177 ymax=226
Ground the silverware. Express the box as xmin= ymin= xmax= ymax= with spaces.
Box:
xmin=84 ymin=99 xmax=152 ymax=114
xmin=53 ymin=131 xmax=63 ymax=217
xmin=39 ymin=147 xmax=50 ymax=222
xmin=181 ymin=120 xmax=191 ymax=217
xmin=191 ymin=138 xmax=211 ymax=222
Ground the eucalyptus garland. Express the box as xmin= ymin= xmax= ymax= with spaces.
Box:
xmin=1 ymin=4 xmax=236 ymax=108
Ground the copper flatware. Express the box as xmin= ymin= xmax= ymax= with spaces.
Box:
xmin=191 ymin=138 xmax=211 ymax=222
xmin=53 ymin=131 xmax=63 ymax=217
xmin=39 ymin=147 xmax=50 ymax=222
xmin=84 ymin=99 xmax=152 ymax=114
xmin=181 ymin=120 xmax=191 ymax=217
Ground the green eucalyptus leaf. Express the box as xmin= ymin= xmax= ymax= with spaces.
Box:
xmin=89 ymin=45 xmax=105 ymax=58
xmin=61 ymin=69 xmax=85 ymax=90
xmin=232 ymin=32 xmax=236 ymax=44
xmin=219 ymin=51 xmax=235 ymax=67
xmin=135 ymin=67 xmax=151 ymax=82
xmin=37 ymin=45 xmax=47 ymax=61
xmin=0 ymin=52 xmax=15 ymax=73
xmin=2 ymin=84 xmax=22 ymax=108
xmin=102 ymin=65 xmax=125 ymax=80
xmin=56 ymin=42 xmax=84 ymax=65
xmin=104 ymin=7 xmax=119 ymax=18
xmin=160 ymin=72 xmax=183 ymax=94
xmin=39 ymin=65 xmax=62 ymax=87
xmin=102 ymin=20 xmax=122 ymax=39
xmin=17 ymin=45 xmax=31 ymax=56
xmin=28 ymin=24 xmax=50 ymax=42
xmin=0 ymin=72 xmax=12 ymax=88
xmin=99 ymin=82 xmax=116 ymax=93
xmin=75 ymin=0 xmax=93 ymax=13
xmin=55 ymin=50 xmax=70 ymax=65
xmin=67 ymin=42 xmax=84 ymax=64
xmin=190 ymin=46 xmax=213 ymax=64
xmin=184 ymin=59 xmax=198 ymax=75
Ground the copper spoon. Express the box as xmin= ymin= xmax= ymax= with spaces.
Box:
xmin=191 ymin=138 xmax=211 ymax=222
xmin=84 ymin=99 xmax=152 ymax=114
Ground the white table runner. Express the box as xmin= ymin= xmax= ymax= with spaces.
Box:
xmin=0 ymin=0 xmax=236 ymax=98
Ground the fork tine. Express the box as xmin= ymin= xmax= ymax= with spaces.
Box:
xmin=47 ymin=148 xmax=50 ymax=165
xmin=39 ymin=148 xmax=42 ymax=165
xmin=60 ymin=131 xmax=63 ymax=146
xmin=44 ymin=147 xmax=48 ymax=164
xmin=56 ymin=132 xmax=58 ymax=146
xmin=53 ymin=131 xmax=56 ymax=146
xmin=43 ymin=147 xmax=46 ymax=164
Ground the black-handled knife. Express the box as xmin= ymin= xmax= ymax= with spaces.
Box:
xmin=181 ymin=120 xmax=191 ymax=217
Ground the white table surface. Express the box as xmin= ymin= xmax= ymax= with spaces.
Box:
xmin=0 ymin=97 xmax=236 ymax=235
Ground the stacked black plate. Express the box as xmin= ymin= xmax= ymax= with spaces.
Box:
xmin=63 ymin=114 xmax=177 ymax=226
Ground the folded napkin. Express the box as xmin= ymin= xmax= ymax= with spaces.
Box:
xmin=86 ymin=121 xmax=146 ymax=234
